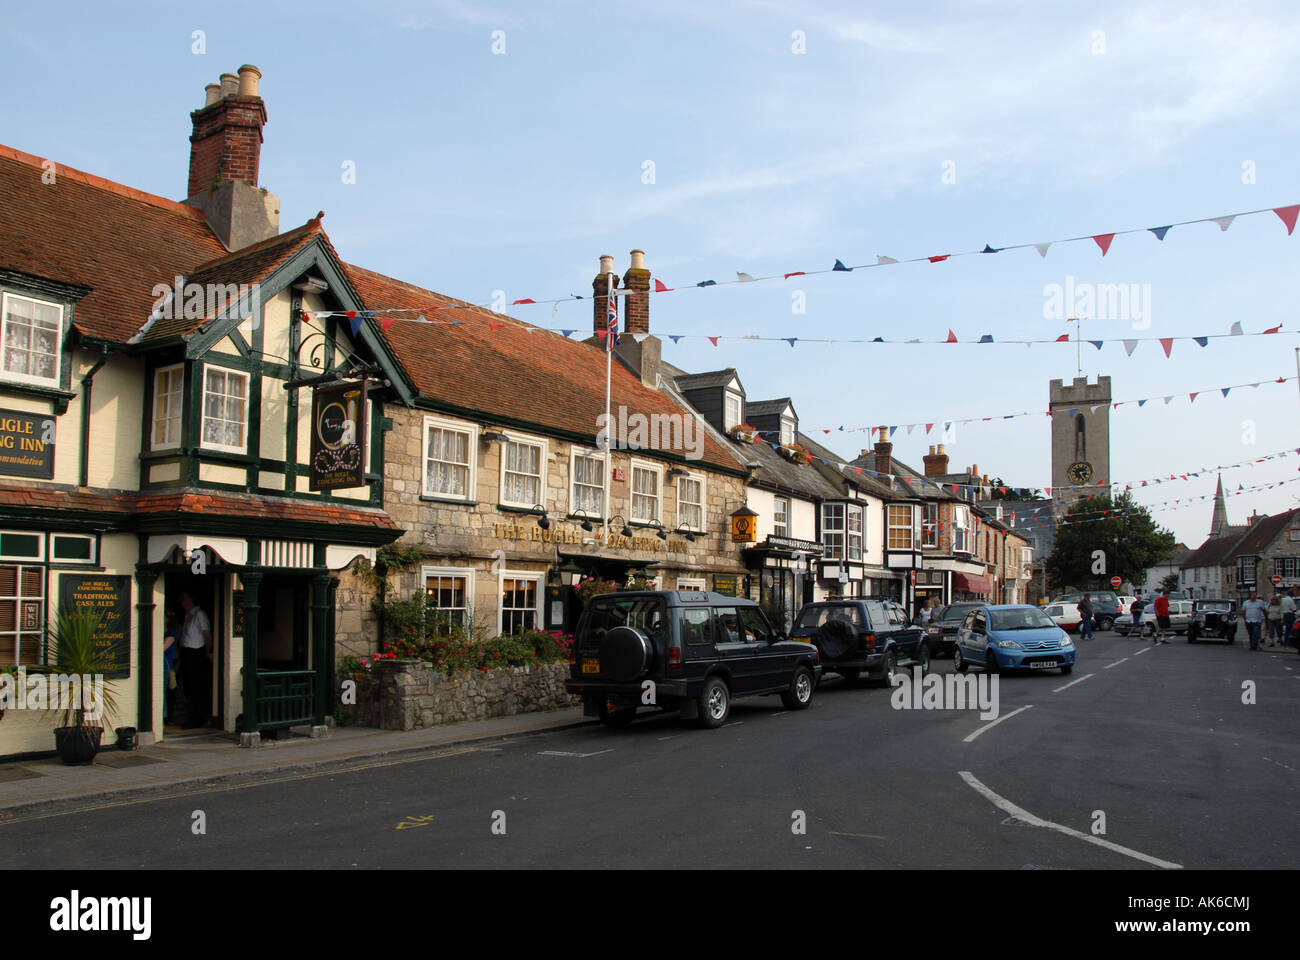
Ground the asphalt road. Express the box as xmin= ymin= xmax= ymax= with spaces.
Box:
xmin=5 ymin=631 xmax=1298 ymax=869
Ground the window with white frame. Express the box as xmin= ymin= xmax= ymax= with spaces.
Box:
xmin=1239 ymin=556 xmax=1257 ymax=584
xmin=921 ymin=502 xmax=938 ymax=547
xmin=677 ymin=473 xmax=704 ymax=531
xmin=822 ymin=502 xmax=846 ymax=560
xmin=500 ymin=436 xmax=545 ymax=508
xmin=423 ymin=567 xmax=472 ymax=630
xmin=630 ymin=460 xmax=661 ymax=523
xmin=423 ymin=417 xmax=475 ymax=500
xmin=677 ymin=578 xmax=706 ymax=591
xmin=500 ymin=573 xmax=541 ymax=634
xmin=1 ymin=293 xmax=62 ymax=386
xmin=152 ymin=364 xmax=184 ymax=449
xmin=200 ymin=366 xmax=249 ymax=452
xmin=773 ymin=496 xmax=790 ymax=537
xmin=888 ymin=504 xmax=914 ymax=550
xmin=0 ymin=531 xmax=44 ymax=667
xmin=51 ymin=534 xmax=95 ymax=564
xmin=570 ymin=450 xmax=605 ymax=518
xmin=780 ymin=418 xmax=795 ymax=445
xmin=846 ymin=503 xmax=863 ymax=561
xmin=724 ymin=393 xmax=742 ymax=430
xmin=952 ymin=506 xmax=970 ymax=553
xmin=1275 ymin=557 xmax=1299 ymax=580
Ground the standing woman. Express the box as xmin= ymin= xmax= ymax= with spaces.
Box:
xmin=1267 ymin=594 xmax=1283 ymax=647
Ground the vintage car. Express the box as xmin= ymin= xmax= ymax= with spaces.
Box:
xmin=1186 ymin=599 xmax=1238 ymax=644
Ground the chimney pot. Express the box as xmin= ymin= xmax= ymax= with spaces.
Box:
xmin=237 ymin=64 xmax=262 ymax=97
xmin=203 ymin=83 xmax=222 ymax=107
xmin=219 ymin=73 xmax=240 ymax=98
xmin=599 ymin=254 xmax=614 ymax=275
xmin=877 ymin=425 xmax=890 ymax=443
xmin=937 ymin=443 xmax=945 ymax=454
xmin=629 ymin=249 xmax=645 ymax=270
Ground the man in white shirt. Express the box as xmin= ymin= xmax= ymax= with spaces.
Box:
xmin=1283 ymin=589 xmax=1298 ymax=650
xmin=178 ymin=591 xmax=213 ymax=728
xmin=1242 ymin=591 xmax=1269 ymax=651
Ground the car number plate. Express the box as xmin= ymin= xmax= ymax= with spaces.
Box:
xmin=1029 ymin=660 xmax=1058 ymax=669
xmin=582 ymin=659 xmax=600 ymax=674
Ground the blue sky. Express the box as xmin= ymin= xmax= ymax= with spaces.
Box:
xmin=5 ymin=0 xmax=1299 ymax=547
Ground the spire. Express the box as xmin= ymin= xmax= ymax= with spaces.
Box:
xmin=1209 ymin=472 xmax=1230 ymax=538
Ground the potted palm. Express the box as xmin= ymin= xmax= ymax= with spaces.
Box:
xmin=44 ymin=609 xmax=120 ymax=766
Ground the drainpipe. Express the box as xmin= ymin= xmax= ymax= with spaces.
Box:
xmin=79 ymin=344 xmax=111 ymax=488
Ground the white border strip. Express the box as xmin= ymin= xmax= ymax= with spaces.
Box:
xmin=959 ymin=771 xmax=1183 ymax=870
xmin=1053 ymin=672 xmax=1094 ymax=692
xmin=1104 ymin=657 xmax=1128 ymax=669
xmin=962 ymin=704 xmax=1033 ymax=743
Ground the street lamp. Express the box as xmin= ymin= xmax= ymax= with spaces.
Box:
xmin=530 ymin=504 xmax=551 ymax=530
xmin=557 ymin=559 xmax=585 ymax=587
xmin=674 ymin=522 xmax=697 ymax=543
xmin=606 ymin=515 xmax=633 ymax=539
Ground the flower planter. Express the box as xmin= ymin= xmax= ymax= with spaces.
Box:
xmin=54 ymin=726 xmax=104 ymax=766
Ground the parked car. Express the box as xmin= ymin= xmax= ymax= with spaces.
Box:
xmin=1042 ymin=601 xmax=1083 ymax=632
xmin=566 ymin=591 xmax=821 ymax=728
xmin=953 ymin=604 xmax=1077 ymax=675
xmin=1054 ymin=591 xmax=1122 ymax=630
xmin=1186 ymin=599 xmax=1239 ymax=643
xmin=923 ymin=602 xmax=985 ymax=657
xmin=791 ymin=597 xmax=928 ymax=686
xmin=1120 ymin=599 xmax=1194 ymax=637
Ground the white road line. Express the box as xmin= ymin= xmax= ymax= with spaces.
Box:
xmin=959 ymin=771 xmax=1183 ymax=870
xmin=1053 ymin=673 xmax=1095 ymax=693
xmin=963 ymin=704 xmax=1033 ymax=743
xmin=537 ymin=749 xmax=613 ymax=758
xmin=1104 ymin=657 xmax=1128 ymax=669
xmin=1133 ymin=647 xmax=1151 ymax=656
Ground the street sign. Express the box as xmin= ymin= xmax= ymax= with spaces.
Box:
xmin=1110 ymin=576 xmax=1121 ymax=588
xmin=1272 ymin=574 xmax=1283 ymax=586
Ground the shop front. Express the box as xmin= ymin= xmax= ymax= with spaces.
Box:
xmin=744 ymin=534 xmax=821 ymax=631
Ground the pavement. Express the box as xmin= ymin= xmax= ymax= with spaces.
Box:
xmin=0 ymin=706 xmax=591 ymax=817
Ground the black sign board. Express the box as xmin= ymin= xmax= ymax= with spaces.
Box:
xmin=309 ymin=381 xmax=368 ymax=490
xmin=231 ymin=590 xmax=245 ymax=638
xmin=0 ymin=408 xmax=55 ymax=479
xmin=58 ymin=575 xmax=131 ymax=679
xmin=713 ymin=574 xmax=740 ymax=597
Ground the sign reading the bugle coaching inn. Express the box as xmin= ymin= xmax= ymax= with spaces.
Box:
xmin=0 ymin=408 xmax=54 ymax=480
xmin=59 ymin=575 xmax=131 ymax=679
xmin=309 ymin=381 xmax=368 ymax=490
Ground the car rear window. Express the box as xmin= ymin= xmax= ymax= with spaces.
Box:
xmin=581 ymin=597 xmax=668 ymax=644
xmin=941 ymin=604 xmax=980 ymax=622
xmin=796 ymin=604 xmax=862 ymax=629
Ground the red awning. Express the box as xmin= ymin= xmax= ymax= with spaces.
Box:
xmin=953 ymin=572 xmax=991 ymax=595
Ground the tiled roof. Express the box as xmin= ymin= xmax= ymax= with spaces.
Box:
xmin=0 ymin=144 xmax=228 ymax=342
xmin=745 ymin=398 xmax=794 ymax=418
xmin=0 ymin=486 xmax=132 ymax=514
xmin=799 ymin=433 xmax=895 ymax=499
xmin=1223 ymin=509 xmax=1300 ymax=561
xmin=743 ymin=437 xmax=842 ymax=500
xmin=675 ymin=369 xmax=742 ymax=392
xmin=345 ymin=264 xmax=746 ymax=473
xmin=1183 ymin=531 xmax=1248 ymax=569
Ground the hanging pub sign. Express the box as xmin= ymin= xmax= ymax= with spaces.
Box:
xmin=309 ymin=380 xmax=368 ymax=490
xmin=730 ymin=506 xmax=758 ymax=543
xmin=58 ymin=574 xmax=131 ymax=679
xmin=0 ymin=408 xmax=55 ymax=480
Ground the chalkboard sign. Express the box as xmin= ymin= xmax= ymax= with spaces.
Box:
xmin=713 ymin=575 xmax=740 ymax=597
xmin=58 ymin=575 xmax=131 ymax=679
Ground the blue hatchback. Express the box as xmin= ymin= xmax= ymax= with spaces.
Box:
xmin=953 ymin=604 xmax=1076 ymax=676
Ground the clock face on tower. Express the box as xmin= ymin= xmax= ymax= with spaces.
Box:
xmin=1067 ymin=460 xmax=1094 ymax=484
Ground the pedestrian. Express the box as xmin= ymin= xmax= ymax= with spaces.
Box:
xmin=1285 ymin=588 xmax=1298 ymax=650
xmin=1078 ymin=593 xmax=1095 ymax=641
xmin=1267 ymin=594 xmax=1283 ymax=646
xmin=1129 ymin=595 xmax=1147 ymax=638
xmin=920 ymin=597 xmax=934 ymax=626
xmin=162 ymin=607 xmax=180 ymax=724
xmin=1153 ymin=589 xmax=1172 ymax=644
xmin=1242 ymin=591 xmax=1268 ymax=651
xmin=178 ymin=591 xmax=213 ymax=729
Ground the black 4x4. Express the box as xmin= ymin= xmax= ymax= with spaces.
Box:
xmin=790 ymin=598 xmax=928 ymax=685
xmin=565 ymin=591 xmax=822 ymax=728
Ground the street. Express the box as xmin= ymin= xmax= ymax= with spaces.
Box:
xmin=5 ymin=631 xmax=1297 ymax=870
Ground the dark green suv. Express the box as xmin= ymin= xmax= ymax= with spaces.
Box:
xmin=566 ymin=591 xmax=821 ymax=728
xmin=791 ymin=598 xmax=929 ymax=685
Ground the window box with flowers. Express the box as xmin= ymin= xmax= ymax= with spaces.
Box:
xmin=780 ymin=442 xmax=813 ymax=465
xmin=728 ymin=422 xmax=760 ymax=444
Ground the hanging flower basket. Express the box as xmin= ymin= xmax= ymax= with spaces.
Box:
xmin=574 ymin=576 xmax=620 ymax=605
xmin=781 ymin=442 xmax=813 ymax=464
xmin=729 ymin=423 xmax=760 ymax=444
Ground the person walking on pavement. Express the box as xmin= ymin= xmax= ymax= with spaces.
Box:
xmin=1129 ymin=595 xmax=1147 ymax=638
xmin=1078 ymin=593 xmax=1095 ymax=641
xmin=1285 ymin=588 xmax=1298 ymax=650
xmin=1153 ymin=589 xmax=1172 ymax=644
xmin=1242 ymin=591 xmax=1268 ymax=651
xmin=1267 ymin=594 xmax=1283 ymax=647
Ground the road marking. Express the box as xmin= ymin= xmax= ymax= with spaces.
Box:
xmin=963 ymin=705 xmax=1033 ymax=743
xmin=1104 ymin=657 xmax=1128 ymax=669
xmin=538 ymin=749 xmax=613 ymax=758
xmin=723 ymin=721 xmax=744 ymax=728
xmin=1133 ymin=647 xmax=1151 ymax=656
xmin=828 ymin=830 xmax=885 ymax=840
xmin=1053 ymin=673 xmax=1094 ymax=692
xmin=959 ymin=771 xmax=1182 ymax=870
xmin=657 ymin=736 xmax=677 ymax=741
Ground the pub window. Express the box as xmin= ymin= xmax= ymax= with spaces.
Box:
xmin=630 ymin=460 xmax=661 ymax=523
xmin=0 ymin=564 xmax=44 ymax=666
xmin=677 ymin=473 xmax=704 ymax=531
xmin=773 ymin=496 xmax=790 ymax=538
xmin=422 ymin=416 xmax=476 ymax=500
xmin=151 ymin=364 xmax=184 ymax=449
xmin=570 ymin=450 xmax=605 ymax=517
xmin=423 ymin=566 xmax=473 ymax=630
xmin=0 ymin=292 xmax=62 ymax=387
xmin=499 ymin=573 xmax=541 ymax=635
xmin=200 ymin=366 xmax=249 ymax=453
xmin=500 ymin=436 xmax=545 ymax=508
xmin=51 ymin=534 xmax=95 ymax=564
xmin=888 ymin=504 xmax=914 ymax=550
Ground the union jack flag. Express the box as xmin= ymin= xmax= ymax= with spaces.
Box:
xmin=605 ymin=291 xmax=618 ymax=349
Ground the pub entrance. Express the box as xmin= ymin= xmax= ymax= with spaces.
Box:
xmin=162 ymin=570 xmax=220 ymax=736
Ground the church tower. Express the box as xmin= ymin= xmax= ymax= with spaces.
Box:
xmin=1049 ymin=376 xmax=1112 ymax=515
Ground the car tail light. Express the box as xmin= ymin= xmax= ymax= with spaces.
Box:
xmin=862 ymin=632 xmax=876 ymax=652
xmin=668 ymin=645 xmax=683 ymax=673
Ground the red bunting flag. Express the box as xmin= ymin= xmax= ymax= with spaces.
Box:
xmin=1056 ymin=334 xmax=1069 ymax=342
xmin=1190 ymin=392 xmax=1198 ymax=402
xmin=1275 ymin=205 xmax=1300 ymax=235
xmin=854 ymin=467 xmax=862 ymax=474
xmin=489 ymin=322 xmax=504 ymax=330
xmin=1263 ymin=324 xmax=1282 ymax=334
xmin=1159 ymin=338 xmax=1173 ymax=357
xmin=708 ymin=336 xmax=720 ymax=346
xmin=925 ymin=423 xmax=934 ymax=434
xmin=512 ymin=298 xmax=536 ymax=305
xmin=345 ymin=310 xmax=357 ymax=319
xmin=380 ymin=317 xmax=395 ymax=333
xmin=928 ymin=255 xmax=950 ymax=263
xmin=784 ymin=272 xmax=805 ymax=279
xmin=945 ymin=329 xmax=959 ymax=343
xmin=1044 ymin=487 xmax=1051 ymax=496
xmin=1093 ymin=233 xmax=1115 ymax=255
xmin=594 ymin=329 xmax=608 ymax=341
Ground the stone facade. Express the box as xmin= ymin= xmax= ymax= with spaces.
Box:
xmin=345 ymin=660 xmax=577 ymax=730
xmin=1049 ymin=376 xmax=1112 ymax=515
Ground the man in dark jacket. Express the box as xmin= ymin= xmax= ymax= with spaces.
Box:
xmin=1078 ymin=593 xmax=1095 ymax=641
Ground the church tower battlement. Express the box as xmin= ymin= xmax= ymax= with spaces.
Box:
xmin=1049 ymin=375 xmax=1112 ymax=515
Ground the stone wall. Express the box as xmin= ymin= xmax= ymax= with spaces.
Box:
xmin=344 ymin=660 xmax=577 ymax=731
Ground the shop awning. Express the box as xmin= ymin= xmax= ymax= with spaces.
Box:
xmin=953 ymin=572 xmax=991 ymax=595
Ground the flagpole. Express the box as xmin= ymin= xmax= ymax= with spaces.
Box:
xmin=604 ymin=272 xmax=614 ymax=548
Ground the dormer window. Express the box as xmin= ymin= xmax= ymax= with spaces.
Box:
xmin=724 ymin=392 xmax=743 ymax=430
xmin=1 ymin=293 xmax=62 ymax=387
xmin=780 ymin=417 xmax=795 ymax=446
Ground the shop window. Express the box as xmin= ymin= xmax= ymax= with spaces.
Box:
xmin=423 ymin=567 xmax=472 ymax=630
xmin=500 ymin=437 xmax=545 ymax=508
xmin=423 ymin=417 xmax=475 ymax=500
xmin=677 ymin=474 xmax=704 ymax=531
xmin=1 ymin=292 xmax=62 ymax=387
xmin=151 ymin=364 xmax=184 ymax=449
xmin=571 ymin=451 xmax=604 ymax=517
xmin=500 ymin=574 xmax=541 ymax=635
xmin=200 ymin=366 xmax=249 ymax=453
xmin=0 ymin=564 xmax=44 ymax=666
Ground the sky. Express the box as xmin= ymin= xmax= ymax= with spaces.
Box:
xmin=4 ymin=0 xmax=1299 ymax=548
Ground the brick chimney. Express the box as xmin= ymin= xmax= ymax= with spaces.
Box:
xmin=593 ymin=254 xmax=619 ymax=339
xmin=184 ymin=65 xmax=279 ymax=251
xmin=923 ymin=443 xmax=949 ymax=476
xmin=623 ymin=249 xmax=650 ymax=335
xmin=874 ymin=426 xmax=893 ymax=475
